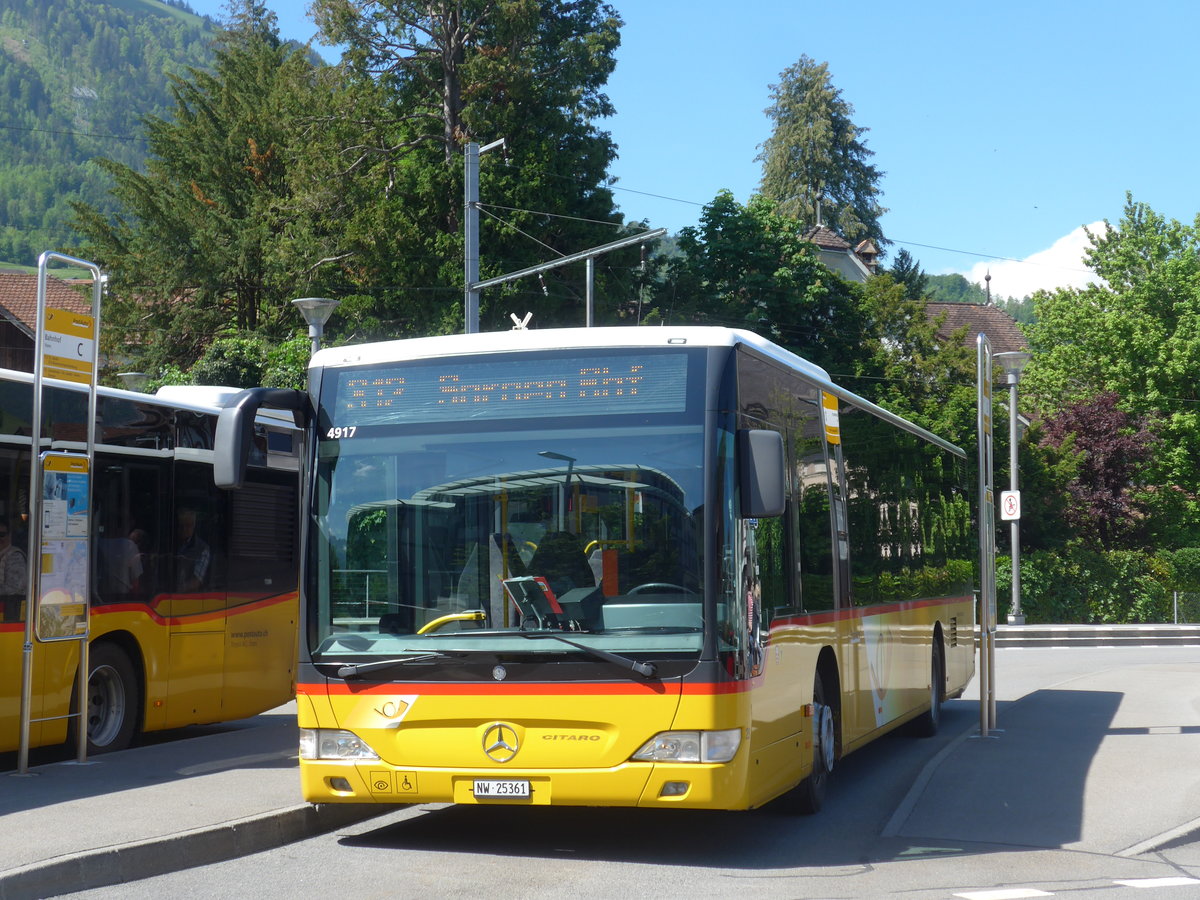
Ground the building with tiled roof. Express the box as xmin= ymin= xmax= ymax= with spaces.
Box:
xmin=0 ymin=271 xmax=93 ymax=372
xmin=802 ymin=225 xmax=876 ymax=282
xmin=925 ymin=301 xmax=1028 ymax=355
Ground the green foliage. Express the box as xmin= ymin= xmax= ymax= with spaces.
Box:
xmin=306 ymin=0 xmax=629 ymax=336
xmin=659 ymin=190 xmax=866 ymax=374
xmin=73 ymin=13 xmax=337 ymax=372
xmin=1012 ymin=423 xmax=1078 ymax=552
xmin=0 ymin=0 xmax=215 ymax=265
xmin=188 ymin=333 xmax=269 ymax=388
xmin=1023 ymin=194 xmax=1200 ymax=530
xmin=854 ymin=273 xmax=977 ymax=447
xmin=756 ymin=55 xmax=886 ymax=244
xmin=263 ymin=334 xmax=310 ymax=390
xmin=888 ymin=248 xmax=928 ymax=301
xmin=1162 ymin=548 xmax=1200 ymax=593
xmin=998 ymin=547 xmax=1172 ymax=624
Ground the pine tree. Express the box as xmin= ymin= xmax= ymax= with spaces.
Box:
xmin=757 ymin=56 xmax=887 ymax=245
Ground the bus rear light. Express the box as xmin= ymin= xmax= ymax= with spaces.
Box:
xmin=300 ymin=728 xmax=380 ymax=761
xmin=631 ymin=729 xmax=741 ymax=763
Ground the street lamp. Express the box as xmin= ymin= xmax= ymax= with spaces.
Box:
xmin=291 ymin=297 xmax=340 ymax=355
xmin=995 ymin=350 xmax=1032 ymax=625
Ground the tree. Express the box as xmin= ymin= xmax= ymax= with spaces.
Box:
xmin=1036 ymin=392 xmax=1157 ymax=550
xmin=309 ymin=0 xmax=630 ymax=334
xmin=1022 ymin=194 xmax=1200 ymax=537
xmin=888 ymin=248 xmax=928 ymax=301
xmin=757 ymin=56 xmax=886 ymax=245
xmin=72 ymin=6 xmax=328 ymax=373
xmin=658 ymin=190 xmax=865 ymax=375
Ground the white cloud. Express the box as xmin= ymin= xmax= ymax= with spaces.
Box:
xmin=964 ymin=222 xmax=1105 ymax=299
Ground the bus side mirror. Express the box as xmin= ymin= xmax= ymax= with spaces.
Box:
xmin=215 ymin=388 xmax=309 ymax=489
xmin=739 ymin=429 xmax=785 ymax=518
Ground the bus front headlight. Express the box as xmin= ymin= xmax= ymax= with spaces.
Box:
xmin=299 ymin=728 xmax=380 ymax=761
xmin=631 ymin=729 xmax=741 ymax=763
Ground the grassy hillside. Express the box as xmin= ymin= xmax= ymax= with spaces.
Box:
xmin=0 ymin=0 xmax=217 ymax=265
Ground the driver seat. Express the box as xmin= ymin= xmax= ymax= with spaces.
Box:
xmin=529 ymin=531 xmax=594 ymax=599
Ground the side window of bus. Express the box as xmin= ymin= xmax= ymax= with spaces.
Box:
xmin=173 ymin=462 xmax=225 ymax=595
xmin=93 ymin=460 xmax=167 ymax=605
xmin=0 ymin=447 xmax=29 ymax=623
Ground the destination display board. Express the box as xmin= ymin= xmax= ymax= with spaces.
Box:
xmin=329 ymin=352 xmax=692 ymax=428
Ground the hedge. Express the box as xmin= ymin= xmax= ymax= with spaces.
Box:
xmin=995 ymin=546 xmax=1199 ymax=624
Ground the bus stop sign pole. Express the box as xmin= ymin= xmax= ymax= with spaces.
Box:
xmin=976 ymin=333 xmax=997 ymax=737
xmin=17 ymin=252 xmax=102 ymax=775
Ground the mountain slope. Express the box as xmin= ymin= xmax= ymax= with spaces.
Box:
xmin=0 ymin=0 xmax=217 ymax=265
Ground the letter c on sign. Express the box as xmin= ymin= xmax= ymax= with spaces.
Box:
xmin=77 ymin=342 xmax=85 ymax=357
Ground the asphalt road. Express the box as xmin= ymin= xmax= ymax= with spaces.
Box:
xmin=55 ymin=646 xmax=1200 ymax=900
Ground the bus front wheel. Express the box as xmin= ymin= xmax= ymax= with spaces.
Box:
xmin=791 ymin=672 xmax=835 ymax=814
xmin=78 ymin=643 xmax=140 ymax=754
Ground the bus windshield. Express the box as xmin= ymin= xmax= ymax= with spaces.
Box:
xmin=308 ymin=348 xmax=708 ymax=663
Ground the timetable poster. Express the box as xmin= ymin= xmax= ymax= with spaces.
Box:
xmin=37 ymin=453 xmax=90 ymax=640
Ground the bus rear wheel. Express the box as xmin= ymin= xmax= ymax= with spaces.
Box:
xmin=911 ymin=639 xmax=944 ymax=738
xmin=790 ymin=672 xmax=835 ymax=814
xmin=77 ymin=643 xmax=140 ymax=754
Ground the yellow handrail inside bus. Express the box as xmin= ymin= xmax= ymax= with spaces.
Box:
xmin=417 ymin=610 xmax=487 ymax=634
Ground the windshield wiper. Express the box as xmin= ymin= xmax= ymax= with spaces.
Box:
xmin=330 ymin=651 xmax=456 ymax=679
xmin=517 ymin=632 xmax=657 ymax=679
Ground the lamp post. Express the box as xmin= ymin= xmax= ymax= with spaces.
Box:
xmin=995 ymin=350 xmax=1032 ymax=625
xmin=291 ymin=297 xmax=340 ymax=355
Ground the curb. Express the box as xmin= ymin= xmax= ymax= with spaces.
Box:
xmin=995 ymin=624 xmax=1200 ymax=648
xmin=0 ymin=803 xmax=386 ymax=900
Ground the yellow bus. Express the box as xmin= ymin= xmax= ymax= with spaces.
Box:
xmin=0 ymin=371 xmax=300 ymax=754
xmin=218 ymin=326 xmax=975 ymax=812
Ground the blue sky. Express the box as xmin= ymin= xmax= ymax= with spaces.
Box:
xmin=184 ymin=0 xmax=1200 ymax=298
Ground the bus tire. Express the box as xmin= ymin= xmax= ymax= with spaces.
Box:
xmin=911 ymin=639 xmax=944 ymax=738
xmin=790 ymin=672 xmax=835 ymax=814
xmin=77 ymin=643 xmax=140 ymax=754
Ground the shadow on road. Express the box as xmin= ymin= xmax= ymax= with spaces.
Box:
xmin=339 ymin=689 xmax=1121 ymax=870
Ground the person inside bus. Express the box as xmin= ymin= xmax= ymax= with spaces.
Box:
xmin=175 ymin=508 xmax=210 ymax=593
xmin=101 ymin=531 xmax=143 ymax=600
xmin=0 ymin=517 xmax=27 ymax=621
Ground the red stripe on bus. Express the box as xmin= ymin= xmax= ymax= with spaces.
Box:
xmin=298 ymin=679 xmax=758 ymax=698
xmin=772 ymin=594 xmax=973 ymax=628
xmin=59 ymin=591 xmax=298 ymax=628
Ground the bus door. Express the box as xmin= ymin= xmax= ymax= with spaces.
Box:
xmin=0 ymin=445 xmax=40 ymax=751
xmin=166 ymin=460 xmax=226 ymax=726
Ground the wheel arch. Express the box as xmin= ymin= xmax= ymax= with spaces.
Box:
xmin=87 ymin=630 xmax=147 ymax=733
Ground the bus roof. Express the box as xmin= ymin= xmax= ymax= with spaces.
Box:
xmin=310 ymin=325 xmax=833 ymax=381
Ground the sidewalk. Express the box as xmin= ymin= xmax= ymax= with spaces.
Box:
xmin=886 ymin=651 xmax=1200 ymax=856
xmin=0 ymin=707 xmax=381 ymax=900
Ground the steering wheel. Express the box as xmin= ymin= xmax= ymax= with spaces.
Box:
xmin=627 ymin=583 xmax=692 ymax=595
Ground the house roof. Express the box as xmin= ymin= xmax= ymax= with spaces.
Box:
xmin=802 ymin=225 xmax=852 ymax=251
xmin=925 ymin=302 xmax=1028 ymax=355
xmin=0 ymin=271 xmax=92 ymax=337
